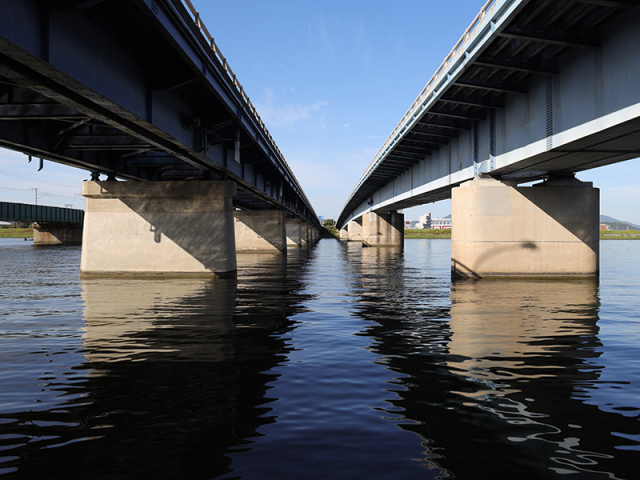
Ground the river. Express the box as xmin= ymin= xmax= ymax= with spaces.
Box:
xmin=0 ymin=238 xmax=638 ymax=479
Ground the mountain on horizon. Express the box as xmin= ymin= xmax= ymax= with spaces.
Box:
xmin=600 ymin=215 xmax=640 ymax=230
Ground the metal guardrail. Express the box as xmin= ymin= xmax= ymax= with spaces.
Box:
xmin=180 ymin=0 xmax=314 ymax=210
xmin=344 ymin=0 xmax=508 ymax=205
xmin=0 ymin=202 xmax=84 ymax=224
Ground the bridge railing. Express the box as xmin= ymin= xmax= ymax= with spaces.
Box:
xmin=180 ymin=0 xmax=314 ymax=210
xmin=346 ymin=0 xmax=501 ymax=202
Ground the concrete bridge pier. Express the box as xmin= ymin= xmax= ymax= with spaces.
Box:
xmin=285 ymin=217 xmax=302 ymax=247
xmin=33 ymin=222 xmax=83 ymax=245
xmin=339 ymin=227 xmax=349 ymax=241
xmin=451 ymin=175 xmax=599 ymax=278
xmin=234 ymin=210 xmax=287 ymax=253
xmin=362 ymin=211 xmax=404 ymax=247
xmin=300 ymin=222 xmax=309 ymax=247
xmin=347 ymin=218 xmax=363 ymax=242
xmin=81 ymin=181 xmax=237 ymax=276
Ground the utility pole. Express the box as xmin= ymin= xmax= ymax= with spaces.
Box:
xmin=29 ymin=188 xmax=37 ymax=206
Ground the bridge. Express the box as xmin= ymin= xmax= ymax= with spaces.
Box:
xmin=0 ymin=0 xmax=319 ymax=275
xmin=337 ymin=0 xmax=640 ymax=278
xmin=0 ymin=201 xmax=84 ymax=244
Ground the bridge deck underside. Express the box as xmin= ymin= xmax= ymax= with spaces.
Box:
xmin=339 ymin=0 xmax=640 ymax=227
xmin=0 ymin=0 xmax=318 ymax=225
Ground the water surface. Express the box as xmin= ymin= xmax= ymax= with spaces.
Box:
xmin=0 ymin=238 xmax=638 ymax=479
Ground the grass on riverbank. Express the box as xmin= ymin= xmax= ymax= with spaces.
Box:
xmin=321 ymin=225 xmax=340 ymax=239
xmin=405 ymin=228 xmax=451 ymax=239
xmin=1 ymin=226 xmax=635 ymax=241
xmin=601 ymin=229 xmax=640 ymax=239
xmin=404 ymin=229 xmax=640 ymax=240
xmin=0 ymin=228 xmax=33 ymax=238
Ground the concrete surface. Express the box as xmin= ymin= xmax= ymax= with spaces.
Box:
xmin=234 ymin=209 xmax=286 ymax=253
xmin=362 ymin=211 xmax=404 ymax=247
xmin=451 ymin=176 xmax=599 ymax=277
xmin=285 ymin=217 xmax=302 ymax=247
xmin=80 ymin=180 xmax=237 ymax=276
xmin=33 ymin=222 xmax=83 ymax=245
xmin=348 ymin=218 xmax=363 ymax=242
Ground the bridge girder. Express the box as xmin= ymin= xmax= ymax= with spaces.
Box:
xmin=0 ymin=0 xmax=319 ymax=226
xmin=338 ymin=0 xmax=640 ymax=228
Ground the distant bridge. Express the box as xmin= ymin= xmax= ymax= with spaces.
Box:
xmin=338 ymin=0 xmax=640 ymax=277
xmin=0 ymin=0 xmax=319 ymax=274
xmin=0 ymin=201 xmax=84 ymax=224
xmin=0 ymin=201 xmax=84 ymax=244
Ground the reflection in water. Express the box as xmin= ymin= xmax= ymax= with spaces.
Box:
xmin=0 ymin=244 xmax=313 ymax=479
xmin=447 ymin=279 xmax=610 ymax=477
xmin=448 ymin=279 xmax=601 ymax=400
xmin=352 ymin=245 xmax=638 ymax=479
xmin=82 ymin=278 xmax=237 ymax=363
xmin=1 ymin=239 xmax=638 ymax=479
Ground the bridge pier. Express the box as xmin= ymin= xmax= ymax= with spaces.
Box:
xmin=300 ymin=222 xmax=308 ymax=247
xmin=347 ymin=218 xmax=363 ymax=242
xmin=80 ymin=181 xmax=237 ymax=276
xmin=234 ymin=210 xmax=287 ymax=253
xmin=339 ymin=228 xmax=349 ymax=241
xmin=304 ymin=222 xmax=319 ymax=245
xmin=33 ymin=222 xmax=83 ymax=245
xmin=362 ymin=211 xmax=404 ymax=247
xmin=285 ymin=218 xmax=302 ymax=247
xmin=451 ymin=176 xmax=599 ymax=278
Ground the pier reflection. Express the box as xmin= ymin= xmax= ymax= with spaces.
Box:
xmin=352 ymin=243 xmax=636 ymax=479
xmin=81 ymin=278 xmax=237 ymax=364
xmin=447 ymin=278 xmax=602 ymax=401
xmin=1 ymin=249 xmax=313 ymax=480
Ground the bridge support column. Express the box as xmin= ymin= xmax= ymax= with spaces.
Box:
xmin=285 ymin=218 xmax=302 ymax=247
xmin=452 ymin=175 xmax=599 ymax=278
xmin=234 ymin=210 xmax=286 ymax=253
xmin=81 ymin=181 xmax=237 ymax=276
xmin=339 ymin=227 xmax=349 ymax=241
xmin=347 ymin=218 xmax=362 ymax=242
xmin=33 ymin=222 xmax=83 ymax=245
xmin=362 ymin=211 xmax=404 ymax=247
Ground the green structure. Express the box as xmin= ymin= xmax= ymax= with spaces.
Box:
xmin=0 ymin=202 xmax=84 ymax=245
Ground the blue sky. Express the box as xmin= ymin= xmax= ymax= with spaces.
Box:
xmin=1 ymin=0 xmax=640 ymax=224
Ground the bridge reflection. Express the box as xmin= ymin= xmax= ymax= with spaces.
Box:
xmin=350 ymin=243 xmax=635 ymax=479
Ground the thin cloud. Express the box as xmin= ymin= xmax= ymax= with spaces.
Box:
xmin=255 ymin=89 xmax=328 ymax=127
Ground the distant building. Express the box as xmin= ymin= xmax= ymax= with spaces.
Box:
xmin=415 ymin=213 xmax=431 ymax=230
xmin=404 ymin=220 xmax=419 ymax=229
xmin=413 ymin=213 xmax=452 ymax=229
xmin=431 ymin=217 xmax=452 ymax=230
xmin=600 ymin=223 xmax=610 ymax=231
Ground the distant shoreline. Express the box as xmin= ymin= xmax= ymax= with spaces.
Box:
xmin=2 ymin=228 xmax=638 ymax=241
xmin=404 ymin=229 xmax=640 ymax=240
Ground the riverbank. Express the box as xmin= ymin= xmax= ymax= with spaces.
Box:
xmin=405 ymin=229 xmax=451 ymax=239
xmin=2 ymin=226 xmax=636 ymax=241
xmin=0 ymin=228 xmax=33 ymax=238
xmin=405 ymin=229 xmax=640 ymax=240
xmin=601 ymin=229 xmax=640 ymax=239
